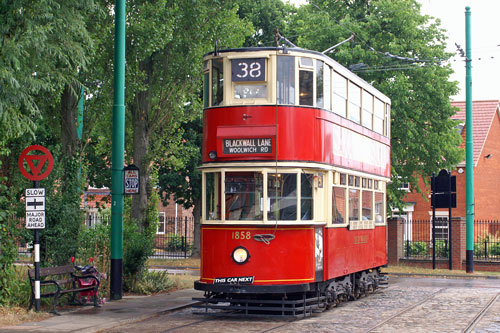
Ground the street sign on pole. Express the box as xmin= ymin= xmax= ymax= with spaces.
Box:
xmin=124 ymin=164 xmax=140 ymax=194
xmin=25 ymin=188 xmax=46 ymax=229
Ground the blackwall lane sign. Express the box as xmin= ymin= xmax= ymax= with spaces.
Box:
xmin=223 ymin=138 xmax=272 ymax=154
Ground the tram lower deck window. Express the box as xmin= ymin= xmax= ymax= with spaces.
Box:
xmin=205 ymin=172 xmax=221 ymax=220
xmin=268 ymin=173 xmax=297 ymax=221
xmin=225 ymin=172 xmax=263 ymax=221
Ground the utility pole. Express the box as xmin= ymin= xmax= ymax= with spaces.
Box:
xmin=465 ymin=6 xmax=474 ymax=273
xmin=110 ymin=0 xmax=126 ymax=299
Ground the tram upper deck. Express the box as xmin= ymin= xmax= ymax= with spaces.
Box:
xmin=202 ymin=47 xmax=391 ymax=179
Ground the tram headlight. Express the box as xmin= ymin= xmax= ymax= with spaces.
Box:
xmin=231 ymin=246 xmax=250 ymax=264
xmin=208 ymin=150 xmax=217 ymax=160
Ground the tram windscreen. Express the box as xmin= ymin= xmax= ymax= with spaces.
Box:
xmin=225 ymin=172 xmax=263 ymax=220
xmin=268 ymin=173 xmax=297 ymax=221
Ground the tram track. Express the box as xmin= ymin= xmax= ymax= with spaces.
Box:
xmin=363 ymin=288 xmax=447 ymax=333
xmin=462 ymin=290 xmax=500 ymax=333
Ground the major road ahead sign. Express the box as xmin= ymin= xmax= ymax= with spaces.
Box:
xmin=25 ymin=188 xmax=45 ymax=229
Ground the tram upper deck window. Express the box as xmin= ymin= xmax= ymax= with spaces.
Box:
xmin=299 ymin=57 xmax=314 ymax=106
xmin=232 ymin=58 xmax=267 ymax=99
xmin=332 ymin=72 xmax=347 ymax=117
xmin=212 ymin=58 xmax=223 ymax=106
xmin=205 ymin=172 xmax=221 ymax=220
xmin=316 ymin=61 xmax=324 ymax=108
xmin=203 ymin=60 xmax=209 ymax=108
xmin=268 ymin=173 xmax=297 ymax=221
xmin=277 ymin=56 xmax=295 ymax=105
xmin=225 ymin=172 xmax=263 ymax=221
xmin=374 ymin=98 xmax=384 ymax=135
xmin=348 ymin=82 xmax=361 ymax=123
xmin=362 ymin=90 xmax=373 ymax=129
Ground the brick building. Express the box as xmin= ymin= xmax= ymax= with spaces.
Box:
xmin=400 ymin=100 xmax=500 ymax=229
xmin=83 ymin=188 xmax=193 ymax=235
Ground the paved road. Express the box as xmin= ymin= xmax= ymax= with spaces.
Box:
xmin=107 ymin=276 xmax=500 ymax=332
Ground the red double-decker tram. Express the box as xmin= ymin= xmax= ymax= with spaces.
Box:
xmin=194 ymin=46 xmax=391 ymax=317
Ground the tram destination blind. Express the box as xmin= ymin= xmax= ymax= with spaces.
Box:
xmin=232 ymin=58 xmax=265 ymax=82
xmin=223 ymin=138 xmax=272 ymax=154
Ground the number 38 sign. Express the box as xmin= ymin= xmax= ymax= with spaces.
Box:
xmin=232 ymin=58 xmax=265 ymax=82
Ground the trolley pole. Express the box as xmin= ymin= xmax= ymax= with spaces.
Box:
xmin=465 ymin=6 xmax=474 ymax=273
xmin=110 ymin=0 xmax=126 ymax=300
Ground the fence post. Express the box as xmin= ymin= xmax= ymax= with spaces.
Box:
xmin=451 ymin=217 xmax=467 ymax=270
xmin=387 ymin=217 xmax=404 ymax=265
xmin=184 ymin=216 xmax=188 ymax=258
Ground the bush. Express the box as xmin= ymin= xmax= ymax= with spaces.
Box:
xmin=76 ymin=221 xmax=110 ymax=297
xmin=166 ymin=233 xmax=186 ymax=251
xmin=434 ymin=239 xmax=449 ymax=258
xmin=123 ymin=221 xmax=153 ymax=291
xmin=131 ymin=270 xmax=175 ymax=295
xmin=406 ymin=241 xmax=428 ymax=256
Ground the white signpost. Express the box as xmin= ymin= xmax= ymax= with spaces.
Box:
xmin=26 ymin=188 xmax=46 ymax=229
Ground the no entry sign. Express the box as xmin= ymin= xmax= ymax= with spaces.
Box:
xmin=18 ymin=145 xmax=54 ymax=181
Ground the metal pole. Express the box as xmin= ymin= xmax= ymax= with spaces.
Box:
xmin=33 ymin=180 xmax=40 ymax=311
xmin=448 ymin=170 xmax=452 ymax=270
xmin=110 ymin=0 xmax=126 ymax=300
xmin=465 ymin=6 xmax=474 ymax=273
xmin=432 ymin=173 xmax=436 ymax=269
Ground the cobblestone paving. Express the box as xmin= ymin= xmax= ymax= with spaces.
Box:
xmin=108 ymin=277 xmax=500 ymax=332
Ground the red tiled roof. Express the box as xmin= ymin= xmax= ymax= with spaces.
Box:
xmin=451 ymin=100 xmax=499 ymax=166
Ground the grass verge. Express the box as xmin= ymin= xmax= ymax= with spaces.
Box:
xmin=382 ymin=265 xmax=500 ymax=277
xmin=0 ymin=307 xmax=51 ymax=327
xmin=147 ymin=257 xmax=200 ymax=268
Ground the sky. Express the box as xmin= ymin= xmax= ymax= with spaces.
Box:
xmin=288 ymin=0 xmax=500 ymax=101
xmin=419 ymin=0 xmax=500 ymax=101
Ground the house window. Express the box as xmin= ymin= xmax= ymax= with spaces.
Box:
xmin=433 ymin=216 xmax=449 ymax=240
xmin=157 ymin=212 xmax=166 ymax=234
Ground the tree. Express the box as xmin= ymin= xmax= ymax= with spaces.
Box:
xmin=235 ymin=0 xmax=295 ymax=47
xmin=288 ymin=0 xmax=463 ymax=209
xmin=124 ymin=0 xmax=251 ymax=230
xmin=158 ymin=118 xmax=202 ymax=257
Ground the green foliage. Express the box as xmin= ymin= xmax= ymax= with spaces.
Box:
xmin=406 ymin=241 xmax=428 ymax=256
xmin=474 ymin=233 xmax=500 ymax=258
xmin=39 ymin=152 xmax=84 ymax=266
xmin=76 ymin=220 xmax=110 ymax=296
xmin=123 ymin=220 xmax=154 ymax=290
xmin=165 ymin=233 xmax=190 ymax=252
xmin=287 ymin=0 xmax=464 ymax=210
xmin=130 ymin=270 xmax=175 ymax=295
xmin=235 ymin=0 xmax=295 ymax=47
xmin=434 ymin=239 xmax=449 ymax=258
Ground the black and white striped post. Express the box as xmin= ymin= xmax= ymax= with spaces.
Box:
xmin=32 ymin=181 xmax=41 ymax=311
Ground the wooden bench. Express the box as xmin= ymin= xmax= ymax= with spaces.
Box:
xmin=28 ymin=264 xmax=100 ymax=315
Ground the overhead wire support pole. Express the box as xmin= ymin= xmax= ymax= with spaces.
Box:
xmin=110 ymin=0 xmax=126 ymax=299
xmin=465 ymin=6 xmax=474 ymax=273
